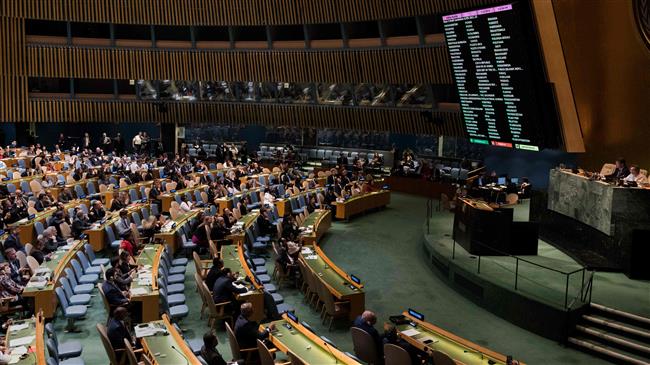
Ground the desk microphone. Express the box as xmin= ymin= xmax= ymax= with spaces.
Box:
xmin=322 ymin=339 xmax=338 ymax=364
xmin=171 ymin=345 xmax=189 ymax=365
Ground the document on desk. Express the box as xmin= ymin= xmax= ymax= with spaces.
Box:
xmin=130 ymin=287 xmax=148 ymax=296
xmin=9 ymin=335 xmax=35 ymax=348
xmin=7 ymin=323 xmax=29 ymax=332
xmin=400 ymin=328 xmax=421 ymax=337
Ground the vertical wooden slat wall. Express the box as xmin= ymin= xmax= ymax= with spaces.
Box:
xmin=26 ymin=46 xmax=453 ymax=84
xmin=0 ymin=0 xmax=506 ymax=134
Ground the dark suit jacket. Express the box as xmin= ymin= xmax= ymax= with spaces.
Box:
xmin=107 ymin=318 xmax=132 ymax=350
xmin=71 ymin=219 xmax=91 ymax=239
xmin=200 ymin=346 xmax=227 ymax=365
xmin=102 ymin=281 xmax=129 ymax=306
xmin=204 ymin=267 xmax=223 ymax=292
xmin=212 ymin=276 xmax=246 ymax=304
xmin=353 ymin=316 xmax=383 ymax=355
xmin=234 ymin=315 xmax=268 ymax=349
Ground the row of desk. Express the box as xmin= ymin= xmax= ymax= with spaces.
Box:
xmin=9 ymin=199 xmax=89 ymax=245
xmin=333 ymin=190 xmax=391 ymax=220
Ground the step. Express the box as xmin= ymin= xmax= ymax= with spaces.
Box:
xmin=568 ymin=337 xmax=650 ymax=365
xmin=583 ymin=315 xmax=650 ymax=339
xmin=576 ymin=325 xmax=650 ymax=355
xmin=591 ymin=303 xmax=650 ymax=327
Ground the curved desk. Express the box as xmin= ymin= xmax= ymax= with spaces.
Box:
xmin=102 ymin=181 xmax=153 ymax=208
xmin=23 ymin=239 xmax=86 ymax=319
xmin=266 ymin=313 xmax=362 ymax=365
xmin=5 ymin=314 xmax=46 ymax=365
xmin=160 ymin=184 xmax=208 ymax=212
xmin=298 ymin=209 xmax=331 ymax=245
xmin=274 ymin=187 xmax=324 ymax=217
xmin=129 ymin=244 xmax=163 ymax=323
xmin=84 ymin=202 xmax=149 ymax=251
xmin=215 ymin=188 xmax=262 ymax=215
xmin=154 ymin=209 xmax=203 ymax=255
xmin=333 ymin=190 xmax=391 ymax=220
xmin=11 ymin=199 xmax=88 ymax=245
xmin=226 ymin=211 xmax=259 ymax=246
xmin=220 ymin=243 xmax=265 ymax=322
xmin=397 ymin=311 xmax=525 ymax=365
xmin=299 ymin=245 xmax=365 ymax=320
xmin=139 ymin=314 xmax=202 ymax=365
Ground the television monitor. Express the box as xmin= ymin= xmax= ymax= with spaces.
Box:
xmin=511 ymin=177 xmax=519 ymax=184
xmin=498 ymin=177 xmax=507 ymax=185
xmin=286 ymin=311 xmax=298 ymax=323
xmin=350 ymin=274 xmax=361 ymax=285
xmin=442 ymin=1 xmax=560 ymax=151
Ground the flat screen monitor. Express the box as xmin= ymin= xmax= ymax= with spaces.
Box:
xmin=286 ymin=311 xmax=298 ymax=323
xmin=350 ymin=274 xmax=361 ymax=285
xmin=511 ymin=177 xmax=519 ymax=184
xmin=442 ymin=2 xmax=560 ymax=151
xmin=498 ymin=177 xmax=507 ymax=185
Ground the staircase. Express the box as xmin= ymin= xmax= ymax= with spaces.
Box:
xmin=569 ymin=302 xmax=650 ymax=364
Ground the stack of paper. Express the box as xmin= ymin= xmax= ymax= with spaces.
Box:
xmin=8 ymin=323 xmax=28 ymax=332
xmin=130 ymin=287 xmax=148 ymax=296
xmin=9 ymin=335 xmax=34 ymax=348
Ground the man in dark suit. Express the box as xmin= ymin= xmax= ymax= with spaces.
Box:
xmin=211 ymin=268 xmax=246 ymax=309
xmin=107 ymin=306 xmax=133 ymax=351
xmin=204 ymin=258 xmax=224 ymax=291
xmin=234 ymin=302 xmax=275 ymax=350
xmin=200 ymin=332 xmax=227 ymax=365
xmin=2 ymin=227 xmax=24 ymax=253
xmin=88 ymin=200 xmax=106 ymax=223
xmin=102 ymin=268 xmax=130 ymax=313
xmin=71 ymin=211 xmax=92 ymax=239
xmin=353 ymin=310 xmax=385 ymax=358
xmin=337 ymin=152 xmax=349 ymax=167
xmin=606 ymin=158 xmax=630 ymax=180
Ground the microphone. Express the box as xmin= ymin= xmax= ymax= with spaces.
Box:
xmin=322 ymin=339 xmax=338 ymax=364
xmin=170 ymin=345 xmax=189 ymax=365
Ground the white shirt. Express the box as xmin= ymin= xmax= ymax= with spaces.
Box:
xmin=624 ymin=173 xmax=648 ymax=185
xmin=263 ymin=192 xmax=275 ymax=206
xmin=179 ymin=201 xmax=193 ymax=212
xmin=132 ymin=135 xmax=142 ymax=146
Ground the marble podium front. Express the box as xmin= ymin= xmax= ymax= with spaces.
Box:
xmin=548 ymin=169 xmax=650 ymax=238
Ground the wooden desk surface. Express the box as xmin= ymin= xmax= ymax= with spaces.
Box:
xmin=5 ymin=315 xmax=46 ymax=365
xmin=397 ymin=312 xmax=523 ymax=365
xmin=298 ymin=209 xmax=331 ymax=245
xmin=130 ymin=245 xmax=162 ymax=323
xmin=333 ymin=190 xmax=390 ymax=220
xmin=139 ymin=314 xmax=202 ymax=365
xmin=84 ymin=202 xmax=149 ymax=252
xmin=266 ymin=314 xmax=362 ymax=365
xmin=23 ymin=239 xmax=86 ymax=319
xmin=300 ymin=244 xmax=364 ymax=320
xmin=220 ymin=243 xmax=265 ymax=322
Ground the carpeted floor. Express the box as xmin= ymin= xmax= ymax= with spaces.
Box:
xmin=53 ymin=192 xmax=637 ymax=364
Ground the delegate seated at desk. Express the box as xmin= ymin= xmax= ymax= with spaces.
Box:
xmin=212 ymin=268 xmax=247 ymax=313
xmin=605 ymin=158 xmax=629 ymax=180
xmin=624 ymin=165 xmax=648 ymax=185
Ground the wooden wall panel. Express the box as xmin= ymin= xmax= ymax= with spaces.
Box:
xmin=0 ymin=16 xmax=26 ymax=122
xmin=26 ymin=45 xmax=454 ymax=84
xmin=25 ymin=99 xmax=463 ymax=135
xmin=1 ymin=0 xmax=500 ymax=26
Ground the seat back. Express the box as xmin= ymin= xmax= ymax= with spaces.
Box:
xmin=600 ymin=163 xmax=616 ymax=176
xmin=87 ymin=182 xmax=97 ymax=195
xmin=34 ymin=221 xmax=45 ymax=236
xmin=64 ymin=268 xmax=79 ymax=287
xmin=124 ymin=338 xmax=139 ymax=365
xmin=384 ymin=343 xmax=411 ymax=365
xmin=129 ymin=188 xmax=138 ymax=202
xmin=76 ymin=251 xmax=91 ymax=269
xmin=225 ymin=321 xmax=243 ymax=360
xmin=24 ymin=243 xmax=33 ymax=256
xmin=432 ymin=350 xmax=456 ymax=365
xmin=26 ymin=256 xmax=40 ymax=274
xmin=96 ymin=323 xmax=121 ymax=365
xmin=46 ymin=338 xmax=60 ymax=360
xmin=257 ymin=339 xmax=275 ymax=365
xmin=59 ymin=222 xmax=72 ymax=239
xmin=74 ymin=184 xmax=85 ymax=198
xmin=15 ymin=251 xmax=27 ymax=269
xmin=351 ymin=327 xmax=380 ymax=364
xmin=59 ymin=277 xmax=75 ymax=299
xmin=84 ymin=244 xmax=96 ymax=261
xmin=97 ymin=283 xmax=112 ymax=314
xmin=70 ymin=259 xmax=85 ymax=280
xmin=54 ymin=287 xmax=69 ymax=311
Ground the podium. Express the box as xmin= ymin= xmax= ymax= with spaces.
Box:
xmin=453 ymin=198 xmax=538 ymax=256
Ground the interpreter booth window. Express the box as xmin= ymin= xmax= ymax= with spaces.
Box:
xmin=238 ymin=81 xmax=258 ymax=102
xmin=354 ymin=83 xmax=387 ymax=106
xmin=200 ymin=81 xmax=236 ymax=101
xmin=136 ymin=80 xmax=157 ymax=100
xmin=279 ymin=83 xmax=315 ymax=104
xmin=158 ymin=80 xmax=198 ymax=101
xmin=258 ymin=82 xmax=281 ymax=103
xmin=317 ymin=83 xmax=354 ymax=105
xmin=369 ymin=84 xmax=391 ymax=106
xmin=394 ymin=84 xmax=433 ymax=108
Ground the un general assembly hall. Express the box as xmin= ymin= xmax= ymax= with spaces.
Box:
xmin=0 ymin=0 xmax=648 ymax=364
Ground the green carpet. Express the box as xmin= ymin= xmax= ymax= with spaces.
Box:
xmin=52 ymin=193 xmax=630 ymax=364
